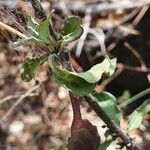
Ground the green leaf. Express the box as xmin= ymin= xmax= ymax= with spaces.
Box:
xmin=48 ymin=54 xmax=116 ymax=96
xmin=27 ymin=17 xmax=53 ymax=45
xmin=12 ymin=37 xmax=41 ymax=48
xmin=106 ymin=56 xmax=117 ymax=76
xmin=27 ymin=16 xmax=39 ymax=36
xmin=120 ymin=88 xmax=150 ymax=108
xmin=75 ymin=57 xmax=116 ymax=83
xmin=92 ymin=92 xmax=121 ymax=125
xmin=21 ymin=54 xmax=48 ymax=82
xmin=138 ymin=99 xmax=150 ymax=114
xmin=118 ymin=90 xmax=131 ymax=104
xmin=38 ymin=18 xmax=53 ymax=44
xmin=53 ymin=74 xmax=95 ymax=96
xmin=127 ymin=99 xmax=150 ymax=132
xmin=127 ymin=112 xmax=143 ymax=132
xmin=60 ymin=16 xmax=83 ymax=45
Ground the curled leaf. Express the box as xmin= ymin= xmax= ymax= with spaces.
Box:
xmin=21 ymin=54 xmax=48 ymax=82
xmin=48 ymin=54 xmax=116 ymax=96
xmin=60 ymin=16 xmax=83 ymax=45
xmin=127 ymin=99 xmax=150 ymax=132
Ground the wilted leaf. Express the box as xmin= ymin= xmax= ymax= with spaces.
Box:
xmin=127 ymin=99 xmax=150 ymax=132
xmin=92 ymin=92 xmax=121 ymax=125
xmin=60 ymin=16 xmax=83 ymax=45
xmin=48 ymin=54 xmax=116 ymax=96
xmin=21 ymin=54 xmax=48 ymax=82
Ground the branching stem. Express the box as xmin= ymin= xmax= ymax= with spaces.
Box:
xmin=84 ymin=94 xmax=133 ymax=149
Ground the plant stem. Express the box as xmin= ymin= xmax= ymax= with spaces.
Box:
xmin=29 ymin=0 xmax=58 ymax=40
xmin=84 ymin=94 xmax=133 ymax=149
xmin=59 ymin=49 xmax=132 ymax=148
xmin=120 ymin=88 xmax=150 ymax=108
xmin=69 ymin=92 xmax=82 ymax=134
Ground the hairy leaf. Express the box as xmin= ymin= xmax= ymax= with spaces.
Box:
xmin=60 ymin=16 xmax=83 ymax=45
xmin=48 ymin=54 xmax=116 ymax=96
xmin=21 ymin=54 xmax=47 ymax=82
xmin=127 ymin=99 xmax=150 ymax=132
xmin=92 ymin=92 xmax=121 ymax=125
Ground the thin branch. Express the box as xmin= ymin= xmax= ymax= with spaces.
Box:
xmin=0 ymin=8 xmax=30 ymax=35
xmin=84 ymin=94 xmax=133 ymax=149
xmin=117 ymin=63 xmax=150 ymax=73
xmin=0 ymin=92 xmax=39 ymax=105
xmin=95 ymin=67 xmax=124 ymax=92
xmin=0 ymin=84 xmax=40 ymax=124
xmin=124 ymin=42 xmax=147 ymax=71
xmin=0 ymin=21 xmax=28 ymax=39
xmin=107 ymin=6 xmax=149 ymax=52
xmin=53 ymin=0 xmax=150 ymax=15
xmin=120 ymin=88 xmax=150 ymax=108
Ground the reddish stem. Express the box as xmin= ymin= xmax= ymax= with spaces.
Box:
xmin=69 ymin=92 xmax=82 ymax=134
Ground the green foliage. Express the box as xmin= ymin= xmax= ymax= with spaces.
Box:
xmin=21 ymin=54 xmax=48 ymax=82
xmin=120 ymin=88 xmax=150 ymax=108
xmin=127 ymin=99 xmax=150 ymax=132
xmin=38 ymin=18 xmax=53 ymax=44
xmin=118 ymin=90 xmax=131 ymax=104
xmin=12 ymin=13 xmax=150 ymax=150
xmin=76 ymin=57 xmax=116 ymax=83
xmin=92 ymin=92 xmax=121 ymax=125
xmin=14 ymin=17 xmax=53 ymax=47
xmin=60 ymin=16 xmax=83 ymax=46
xmin=27 ymin=16 xmax=39 ymax=36
xmin=48 ymin=54 xmax=116 ymax=96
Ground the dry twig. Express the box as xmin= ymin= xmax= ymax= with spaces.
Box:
xmin=0 ymin=83 xmax=40 ymax=124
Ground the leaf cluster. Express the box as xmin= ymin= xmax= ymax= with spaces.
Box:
xmin=13 ymin=15 xmax=150 ymax=150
